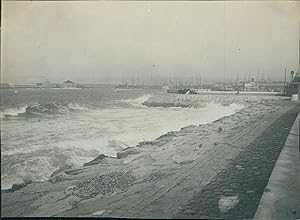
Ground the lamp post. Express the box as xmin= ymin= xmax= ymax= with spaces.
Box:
xmin=151 ymin=64 xmax=155 ymax=86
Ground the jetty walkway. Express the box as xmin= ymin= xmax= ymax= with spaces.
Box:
xmin=254 ymin=112 xmax=299 ymax=220
xmin=1 ymin=102 xmax=299 ymax=218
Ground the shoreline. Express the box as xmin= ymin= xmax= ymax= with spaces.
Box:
xmin=1 ymin=102 xmax=244 ymax=192
xmin=1 ymin=95 xmax=299 ymax=217
xmin=1 ymin=93 xmax=245 ymax=190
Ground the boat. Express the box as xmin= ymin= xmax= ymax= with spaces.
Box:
xmin=167 ymin=87 xmax=197 ymax=94
xmin=114 ymin=84 xmax=146 ymax=90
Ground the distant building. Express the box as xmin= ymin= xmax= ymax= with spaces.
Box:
xmin=244 ymin=82 xmax=259 ymax=91
xmin=42 ymin=79 xmax=51 ymax=87
xmin=286 ymin=72 xmax=300 ymax=95
xmin=0 ymin=83 xmax=14 ymax=89
xmin=36 ymin=79 xmax=52 ymax=88
xmin=62 ymin=80 xmax=77 ymax=88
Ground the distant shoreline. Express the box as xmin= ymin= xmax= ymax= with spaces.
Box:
xmin=0 ymin=86 xmax=287 ymax=97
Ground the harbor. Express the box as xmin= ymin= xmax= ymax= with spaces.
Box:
xmin=1 ymin=1 xmax=300 ymax=218
xmin=1 ymin=92 xmax=299 ymax=218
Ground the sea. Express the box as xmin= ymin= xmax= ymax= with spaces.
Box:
xmin=0 ymin=86 xmax=244 ymax=189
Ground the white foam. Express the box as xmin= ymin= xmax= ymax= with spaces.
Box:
xmin=1 ymin=156 xmax=54 ymax=189
xmin=121 ymin=94 xmax=153 ymax=107
xmin=1 ymin=98 xmax=245 ymax=189
xmin=52 ymin=102 xmax=244 ymax=158
xmin=1 ymin=145 xmax=41 ymax=156
xmin=0 ymin=106 xmax=27 ymax=118
xmin=67 ymin=103 xmax=89 ymax=111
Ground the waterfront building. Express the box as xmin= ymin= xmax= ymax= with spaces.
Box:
xmin=36 ymin=79 xmax=52 ymax=88
xmin=62 ymin=80 xmax=77 ymax=88
xmin=286 ymin=72 xmax=300 ymax=95
xmin=0 ymin=83 xmax=14 ymax=89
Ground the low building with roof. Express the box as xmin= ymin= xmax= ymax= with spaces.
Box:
xmin=0 ymin=83 xmax=14 ymax=89
xmin=36 ymin=80 xmax=52 ymax=88
xmin=286 ymin=72 xmax=300 ymax=96
xmin=61 ymin=80 xmax=77 ymax=88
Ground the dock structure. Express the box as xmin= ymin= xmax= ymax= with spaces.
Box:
xmin=286 ymin=72 xmax=300 ymax=96
xmin=254 ymin=113 xmax=300 ymax=220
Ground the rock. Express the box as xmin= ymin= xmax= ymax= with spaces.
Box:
xmin=143 ymin=101 xmax=191 ymax=108
xmin=92 ymin=210 xmax=106 ymax=216
xmin=218 ymin=196 xmax=239 ymax=214
xmin=72 ymin=171 xmax=135 ymax=198
xmin=117 ymin=147 xmax=141 ymax=159
xmin=180 ymin=125 xmax=198 ymax=132
xmin=11 ymin=183 xmax=27 ymax=192
xmin=10 ymin=177 xmax=33 ymax=192
xmin=49 ymin=171 xmax=68 ymax=183
xmin=83 ymin=154 xmax=107 ymax=167
xmin=64 ymin=185 xmax=77 ymax=195
xmin=194 ymin=143 xmax=203 ymax=151
xmin=156 ymin=131 xmax=176 ymax=140
xmin=51 ymin=164 xmax=72 ymax=177
xmin=217 ymin=127 xmax=223 ymax=133
xmin=138 ymin=141 xmax=157 ymax=146
xmin=264 ymin=188 xmax=270 ymax=192
xmin=177 ymin=160 xmax=194 ymax=165
xmin=213 ymin=118 xmax=223 ymax=123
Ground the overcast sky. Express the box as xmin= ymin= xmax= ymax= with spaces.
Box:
xmin=1 ymin=1 xmax=300 ymax=84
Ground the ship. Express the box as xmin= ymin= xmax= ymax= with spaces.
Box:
xmin=114 ymin=83 xmax=145 ymax=90
xmin=167 ymin=87 xmax=197 ymax=94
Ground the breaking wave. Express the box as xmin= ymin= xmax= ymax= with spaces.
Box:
xmin=121 ymin=94 xmax=153 ymax=107
xmin=0 ymin=106 xmax=27 ymax=118
xmin=0 ymin=102 xmax=88 ymax=118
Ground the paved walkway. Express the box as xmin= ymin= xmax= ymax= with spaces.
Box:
xmin=254 ymin=113 xmax=300 ymax=220
xmin=174 ymin=106 xmax=299 ymax=219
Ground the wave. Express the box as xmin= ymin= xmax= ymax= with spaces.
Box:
xmin=1 ymin=97 xmax=245 ymax=189
xmin=121 ymin=94 xmax=153 ymax=107
xmin=0 ymin=102 xmax=88 ymax=118
xmin=26 ymin=102 xmax=88 ymax=115
xmin=0 ymin=106 xmax=28 ymax=118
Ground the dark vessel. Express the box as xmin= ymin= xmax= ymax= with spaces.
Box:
xmin=167 ymin=87 xmax=197 ymax=94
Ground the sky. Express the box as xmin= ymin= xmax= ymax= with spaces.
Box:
xmin=1 ymin=1 xmax=300 ymax=84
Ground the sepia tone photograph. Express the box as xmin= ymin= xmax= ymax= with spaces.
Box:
xmin=1 ymin=0 xmax=299 ymax=219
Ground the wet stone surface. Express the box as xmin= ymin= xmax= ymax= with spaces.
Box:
xmin=174 ymin=107 xmax=299 ymax=219
xmin=72 ymin=171 xmax=135 ymax=199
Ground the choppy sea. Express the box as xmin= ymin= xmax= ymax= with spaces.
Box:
xmin=0 ymin=86 xmax=244 ymax=189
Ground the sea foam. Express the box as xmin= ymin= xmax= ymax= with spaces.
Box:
xmin=1 ymin=93 xmax=246 ymax=189
xmin=0 ymin=106 xmax=28 ymax=118
xmin=0 ymin=102 xmax=88 ymax=118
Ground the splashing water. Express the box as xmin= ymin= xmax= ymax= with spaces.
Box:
xmin=1 ymin=88 xmax=245 ymax=189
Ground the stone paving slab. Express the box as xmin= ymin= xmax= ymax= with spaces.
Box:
xmin=254 ymin=113 xmax=300 ymax=220
xmin=121 ymin=106 xmax=292 ymax=218
xmin=174 ymin=106 xmax=299 ymax=219
xmin=53 ymin=104 xmax=296 ymax=218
